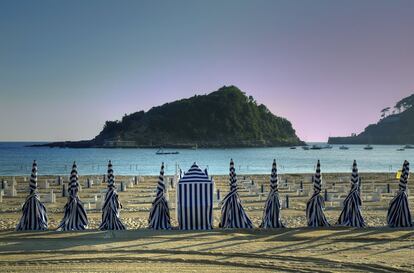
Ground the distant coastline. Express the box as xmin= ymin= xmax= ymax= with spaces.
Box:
xmin=30 ymin=140 xmax=303 ymax=149
xmin=329 ymin=93 xmax=414 ymax=145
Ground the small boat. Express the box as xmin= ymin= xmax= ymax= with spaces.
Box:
xmin=156 ymin=148 xmax=179 ymax=155
xmin=302 ymin=146 xmax=310 ymax=150
xmin=364 ymin=145 xmax=373 ymax=150
xmin=404 ymin=144 xmax=414 ymax=149
xmin=397 ymin=148 xmax=405 ymax=151
xmin=290 ymin=146 xmax=297 ymax=150
xmin=310 ymin=145 xmax=322 ymax=150
xmin=339 ymin=145 xmax=349 ymax=150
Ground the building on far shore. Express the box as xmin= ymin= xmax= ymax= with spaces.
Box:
xmin=103 ymin=139 xmax=137 ymax=148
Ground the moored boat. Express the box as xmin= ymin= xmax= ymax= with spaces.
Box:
xmin=364 ymin=145 xmax=373 ymax=150
xmin=310 ymin=145 xmax=322 ymax=150
xmin=156 ymin=148 xmax=179 ymax=155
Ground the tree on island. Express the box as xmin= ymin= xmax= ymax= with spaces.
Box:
xmin=379 ymin=93 xmax=414 ymax=119
xmin=394 ymin=94 xmax=414 ymax=113
xmin=380 ymin=107 xmax=390 ymax=119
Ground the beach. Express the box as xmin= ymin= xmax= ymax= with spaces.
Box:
xmin=0 ymin=172 xmax=413 ymax=272
xmin=0 ymin=228 xmax=413 ymax=272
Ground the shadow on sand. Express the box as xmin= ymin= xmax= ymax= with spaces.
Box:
xmin=0 ymin=228 xmax=413 ymax=272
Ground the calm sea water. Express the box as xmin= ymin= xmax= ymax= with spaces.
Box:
xmin=0 ymin=142 xmax=412 ymax=176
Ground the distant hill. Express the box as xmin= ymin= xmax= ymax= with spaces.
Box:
xmin=41 ymin=86 xmax=304 ymax=148
xmin=329 ymin=93 xmax=414 ymax=145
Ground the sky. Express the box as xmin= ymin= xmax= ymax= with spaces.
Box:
xmin=0 ymin=0 xmax=413 ymax=142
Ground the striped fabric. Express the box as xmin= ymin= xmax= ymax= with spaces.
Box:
xmin=16 ymin=160 xmax=48 ymax=231
xmin=260 ymin=159 xmax=284 ymax=228
xmin=219 ymin=159 xmax=253 ymax=229
xmin=177 ymin=163 xmax=213 ymax=230
xmin=306 ymin=160 xmax=330 ymax=227
xmin=99 ymin=161 xmax=126 ymax=230
xmin=337 ymin=160 xmax=366 ymax=227
xmin=387 ymin=160 xmax=412 ymax=227
xmin=58 ymin=162 xmax=88 ymax=231
xmin=148 ymin=162 xmax=171 ymax=229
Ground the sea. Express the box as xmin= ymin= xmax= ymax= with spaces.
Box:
xmin=0 ymin=142 xmax=412 ymax=176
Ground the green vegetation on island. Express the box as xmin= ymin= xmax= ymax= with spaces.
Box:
xmin=329 ymin=93 xmax=414 ymax=145
xmin=41 ymin=86 xmax=304 ymax=148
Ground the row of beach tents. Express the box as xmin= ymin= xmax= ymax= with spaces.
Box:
xmin=15 ymin=159 xmax=412 ymax=231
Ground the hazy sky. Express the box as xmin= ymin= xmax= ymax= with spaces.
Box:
xmin=1 ymin=0 xmax=413 ymax=142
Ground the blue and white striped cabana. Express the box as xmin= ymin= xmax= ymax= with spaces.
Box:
xmin=387 ymin=160 xmax=412 ymax=227
xmin=177 ymin=163 xmax=213 ymax=230
xmin=58 ymin=162 xmax=88 ymax=231
xmin=219 ymin=159 xmax=253 ymax=229
xmin=148 ymin=162 xmax=171 ymax=229
xmin=16 ymin=160 xmax=48 ymax=231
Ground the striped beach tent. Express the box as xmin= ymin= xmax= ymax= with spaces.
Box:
xmin=387 ymin=160 xmax=412 ymax=227
xmin=16 ymin=160 xmax=48 ymax=231
xmin=148 ymin=162 xmax=171 ymax=229
xmin=306 ymin=160 xmax=330 ymax=227
xmin=57 ymin=162 xmax=88 ymax=231
xmin=99 ymin=161 xmax=126 ymax=230
xmin=219 ymin=159 xmax=253 ymax=229
xmin=177 ymin=162 xmax=213 ymax=230
xmin=260 ymin=159 xmax=284 ymax=228
xmin=337 ymin=160 xmax=366 ymax=227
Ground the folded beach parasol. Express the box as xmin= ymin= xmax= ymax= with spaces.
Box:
xmin=337 ymin=160 xmax=366 ymax=227
xmin=306 ymin=160 xmax=330 ymax=227
xmin=387 ymin=160 xmax=412 ymax=227
xmin=260 ymin=159 xmax=284 ymax=228
xmin=99 ymin=160 xmax=126 ymax=230
xmin=57 ymin=162 xmax=88 ymax=231
xmin=219 ymin=159 xmax=253 ymax=229
xmin=148 ymin=162 xmax=171 ymax=229
xmin=16 ymin=160 xmax=48 ymax=231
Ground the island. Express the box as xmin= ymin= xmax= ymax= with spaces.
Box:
xmin=329 ymin=93 xmax=414 ymax=145
xmin=37 ymin=86 xmax=304 ymax=148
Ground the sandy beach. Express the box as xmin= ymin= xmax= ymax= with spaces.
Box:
xmin=0 ymin=228 xmax=413 ymax=272
xmin=0 ymin=172 xmax=413 ymax=272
